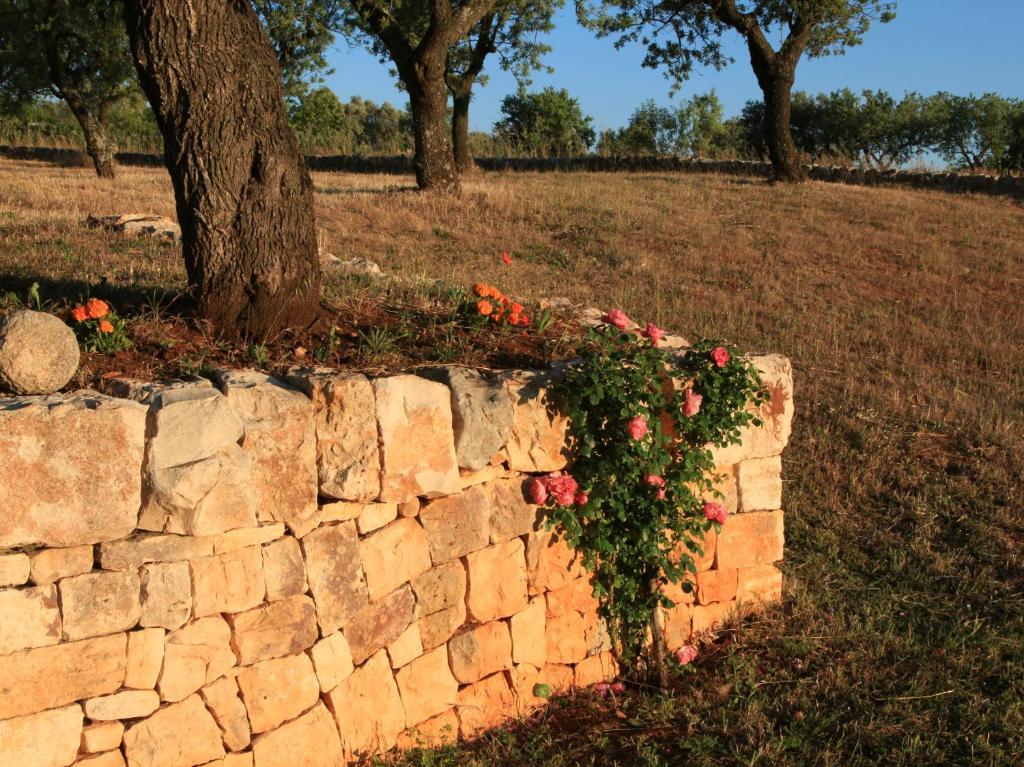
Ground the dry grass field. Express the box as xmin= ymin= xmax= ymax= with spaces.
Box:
xmin=2 ymin=157 xmax=1024 ymax=765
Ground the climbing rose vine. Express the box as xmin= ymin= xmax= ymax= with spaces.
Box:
xmin=541 ymin=311 xmax=767 ymax=681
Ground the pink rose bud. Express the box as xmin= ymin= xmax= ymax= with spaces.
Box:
xmin=684 ymin=388 xmax=703 ymax=417
xmin=703 ymin=501 xmax=728 ymax=524
xmin=711 ymin=346 xmax=730 ymax=367
xmin=527 ymin=477 xmax=548 ymax=505
xmin=676 ymin=645 xmax=698 ymax=665
xmin=642 ymin=322 xmax=665 ymax=346
xmin=594 ymin=682 xmax=610 ymax=696
xmin=643 ymin=474 xmax=665 ymax=487
xmin=626 ymin=415 xmax=649 ymax=440
xmin=610 ymin=681 xmax=626 ymax=694
xmin=602 ymin=308 xmax=630 ymax=330
xmin=574 ymin=491 xmax=589 ymax=506
xmin=655 ymin=488 xmax=667 ymax=500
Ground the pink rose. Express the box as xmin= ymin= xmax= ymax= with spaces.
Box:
xmin=610 ymin=681 xmax=626 ymax=694
xmin=655 ymin=488 xmax=667 ymax=500
xmin=602 ymin=309 xmax=630 ymax=330
xmin=703 ymin=501 xmax=728 ymax=524
xmin=626 ymin=415 xmax=649 ymax=440
xmin=546 ymin=474 xmax=579 ymax=506
xmin=574 ymin=491 xmax=589 ymax=506
xmin=711 ymin=346 xmax=730 ymax=368
xmin=527 ymin=477 xmax=548 ymax=505
xmin=594 ymin=682 xmax=610 ymax=696
xmin=643 ymin=474 xmax=665 ymax=487
xmin=676 ymin=645 xmax=698 ymax=665
xmin=642 ymin=322 xmax=665 ymax=346
xmin=684 ymin=389 xmax=702 ymax=417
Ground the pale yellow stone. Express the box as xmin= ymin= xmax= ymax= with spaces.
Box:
xmin=301 ymin=522 xmax=368 ymax=635
xmin=125 ymin=627 xmax=166 ymax=689
xmin=74 ymin=751 xmax=126 ymax=767
xmin=345 ymin=584 xmax=415 ymax=665
xmin=448 ymin=621 xmax=513 ymax=684
xmin=251 ymin=702 xmax=343 ymax=767
xmin=85 ymin=689 xmax=160 ymax=720
xmin=213 ymin=523 xmax=285 ymax=554
xmin=140 ymin=560 xmax=192 ymax=630
xmin=395 ymin=645 xmax=458 ymax=727
xmin=418 ymin=485 xmax=490 ymax=564
xmin=60 ymin=570 xmax=141 ymax=641
xmin=387 ymin=622 xmax=424 ymax=669
xmin=510 ymin=596 xmax=546 ymax=668
xmin=123 ymin=694 xmax=225 ymax=767
xmin=309 ymin=630 xmax=355 ymax=692
xmin=358 ymin=517 xmax=432 ymax=601
xmin=200 ymin=676 xmax=251 ymax=752
xmin=736 ymin=455 xmax=783 ymax=512
xmin=356 ymin=502 xmax=399 ymax=534
xmin=0 ymin=704 xmax=82 ymax=767
xmin=99 ymin=533 xmax=214 ymax=571
xmin=81 ymin=721 xmax=125 ymax=754
xmin=261 ymin=536 xmax=307 ymax=601
xmin=0 ymin=550 xmax=31 ymax=586
xmin=28 ymin=545 xmax=93 ymax=585
xmin=418 ymin=603 xmax=466 ymax=651
xmin=237 ymin=653 xmax=321 ymax=734
xmin=0 ymin=583 xmax=61 ymax=654
xmin=502 ymin=373 xmax=569 ymax=473
xmin=318 ymin=501 xmax=363 ymax=523
xmin=159 ymin=616 xmax=236 ymax=703
xmin=190 ymin=545 xmax=265 ymax=617
xmin=456 ymin=671 xmax=516 ymax=738
xmin=459 ymin=464 xmax=507 ymax=491
xmin=465 ymin=538 xmax=529 ymax=622
xmin=326 ymin=650 xmax=406 ymax=755
xmin=228 ymin=594 xmax=318 ymax=666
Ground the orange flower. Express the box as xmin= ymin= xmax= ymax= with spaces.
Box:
xmin=71 ymin=305 xmax=88 ymax=322
xmin=476 ymin=299 xmax=493 ymax=316
xmin=85 ymin=298 xmax=109 ymax=319
xmin=510 ymin=302 xmax=523 ymax=315
xmin=473 ymin=283 xmax=489 ymax=297
xmin=98 ymin=320 xmax=114 ymax=334
xmin=518 ymin=314 xmax=530 ymax=326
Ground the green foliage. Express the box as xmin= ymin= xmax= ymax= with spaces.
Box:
xmin=494 ymin=87 xmax=596 ymax=156
xmin=544 ymin=319 xmax=766 ymax=670
xmin=252 ymin=1 xmax=344 ymax=100
xmin=598 ymin=92 xmax=735 ymax=157
xmin=287 ymin=88 xmax=412 ymax=153
xmin=929 ymin=91 xmax=1024 ymax=171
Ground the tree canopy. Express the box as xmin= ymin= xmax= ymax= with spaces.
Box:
xmin=494 ymin=87 xmax=595 ymax=156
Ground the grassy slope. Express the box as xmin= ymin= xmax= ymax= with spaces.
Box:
xmin=2 ymin=159 xmax=1023 ymax=765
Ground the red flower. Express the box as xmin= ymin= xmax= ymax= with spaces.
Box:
xmin=684 ymin=389 xmax=703 ymax=417
xmin=545 ymin=474 xmax=579 ymax=506
xmin=602 ymin=308 xmax=630 ymax=330
xmin=501 ymin=251 xmax=512 ymax=264
xmin=703 ymin=501 xmax=728 ymax=524
xmin=626 ymin=416 xmax=649 ymax=440
xmin=711 ymin=346 xmax=730 ymax=368
xmin=574 ymin=491 xmax=589 ymax=506
xmin=642 ymin=322 xmax=665 ymax=346
xmin=527 ymin=477 xmax=548 ymax=505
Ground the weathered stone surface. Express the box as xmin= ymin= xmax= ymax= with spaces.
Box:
xmin=100 ymin=533 xmax=214 ymax=571
xmin=237 ymin=653 xmax=320 ymax=734
xmin=345 ymin=584 xmax=415 ymax=665
xmin=692 ymin=601 xmax=736 ymax=635
xmin=359 ymin=518 xmax=432 ymax=601
xmin=502 ymin=372 xmax=569 ymax=473
xmin=126 ymin=627 xmax=166 ymax=689
xmin=662 ymin=603 xmax=693 ymax=650
xmin=159 ymin=616 xmax=236 ymax=703
xmin=85 ymin=689 xmax=161 ymax=720
xmin=319 ymin=501 xmax=363 ymax=523
xmin=0 ymin=633 xmax=126 ymax=719
xmin=419 ymin=485 xmax=490 ymax=564
xmin=301 ymin=522 xmax=368 ymax=634
xmin=456 ymin=672 xmax=516 ymax=739
xmin=736 ymin=455 xmax=783 ymax=512
xmin=191 ymin=546 xmax=265 ymax=617
xmin=0 ymin=583 xmax=61 ymax=654
xmin=373 ymin=375 xmax=461 ymax=502
xmin=736 ymin=564 xmax=784 ymax=605
xmin=486 ymin=477 xmax=539 ymax=543
xmin=421 ymin=366 xmax=514 ymax=470
xmin=75 ymin=750 xmax=127 ymax=767
xmin=396 ymin=708 xmax=459 ymax=749
xmin=458 ymin=463 xmax=507 ymax=490
xmin=140 ymin=561 xmax=193 ymax=631
xmin=544 ymin=579 xmax=600 ymax=665
xmin=60 ymin=570 xmax=141 ymax=641
xmin=412 ymin=560 xmax=466 ymax=617
xmin=215 ymin=370 xmax=318 ymax=535
xmin=715 ymin=510 xmax=785 ymax=570
xmin=387 ymin=622 xmax=424 ymax=669
xmin=696 ymin=568 xmax=739 ymax=605
xmin=0 ymin=551 xmax=30 ymax=586
xmin=0 ymin=394 xmax=145 ymax=548
xmin=251 ymin=702 xmax=343 ymax=767
xmin=507 ymin=663 xmax=546 ymax=715
xmin=525 ymin=530 xmax=585 ymax=595
xmin=260 ymin=536 xmax=307 ymax=601
xmin=213 ymin=524 xmax=284 ymax=554
xmin=574 ymin=652 xmax=617 ymax=688
xmin=0 ymin=703 xmax=83 ymax=767
xmin=200 ymin=676 xmax=251 ymax=752
xmin=0 ymin=309 xmax=79 ymax=395
xmin=228 ymin=594 xmax=318 ymax=666
xmin=309 ymin=631 xmax=354 ymax=692
xmin=286 ymin=369 xmax=381 ymax=502
xmin=123 ymin=694 xmax=225 ymax=767
xmin=395 ymin=646 xmax=459 ymax=727
xmin=28 ymin=545 xmax=93 ymax=585
xmin=539 ymin=663 xmax=574 ymax=695
xmin=510 ymin=596 xmax=546 ymax=668
xmin=81 ymin=721 xmax=125 ymax=753
xmin=675 ymin=525 xmax=717 ymax=574
xmin=448 ymin=621 xmax=513 ymax=684
xmin=418 ymin=604 xmax=466 ymax=651
xmin=710 ymin=355 xmax=793 ymax=465
xmin=356 ymin=502 xmax=398 ymax=534
xmin=326 ymin=650 xmax=406 ymax=754
xmin=466 ymin=538 xmax=529 ymax=622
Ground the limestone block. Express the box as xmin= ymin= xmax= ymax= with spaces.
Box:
xmin=396 ymin=708 xmax=459 ymax=750
xmin=696 ymin=568 xmax=739 ymax=605
xmin=539 ymin=663 xmax=574 ymax=695
xmin=418 ymin=604 xmax=466 ymax=651
xmin=215 ymin=370 xmax=318 ymax=535
xmin=228 ymin=594 xmax=318 ymax=666
xmin=359 ymin=518 xmax=432 ymax=601
xmin=736 ymin=564 xmax=784 ymax=605
xmin=574 ymin=652 xmax=617 ymax=688
xmin=421 ymin=366 xmax=514 ymax=470
xmin=662 ymin=603 xmax=693 ymax=650
xmin=0 ymin=633 xmax=126 ymax=719
xmin=100 ymin=533 xmax=214 ymax=571
xmin=285 ymin=369 xmax=381 ymax=502
xmin=544 ymin=610 xmax=589 ymax=665
xmin=261 ymin=537 xmax=307 ymax=601
xmin=715 ymin=510 xmax=785 ymax=570
xmin=502 ymin=372 xmax=569 ymax=473
xmin=387 ymin=622 xmax=424 ymax=669
xmin=448 ymin=621 xmax=513 ymax=684
xmin=159 ymin=616 xmax=236 ymax=703
xmin=675 ymin=525 xmax=717 ymax=574
xmin=309 ymin=631 xmax=354 ymax=692
xmin=301 ymin=522 xmax=368 ymax=635
xmin=200 ymin=676 xmax=251 ymax=752
xmin=213 ymin=524 xmax=284 ymax=555
xmin=81 ymin=721 xmax=125 ymax=753
xmin=74 ymin=751 xmax=126 ymax=767
xmin=701 ymin=467 xmax=738 ymax=516
xmin=125 ymin=627 xmax=166 ymax=689
xmin=60 ymin=570 xmax=141 ymax=641
xmin=85 ymin=689 xmax=160 ymax=720
xmin=140 ymin=561 xmax=192 ymax=631
xmin=411 ymin=560 xmax=465 ymax=617
xmin=356 ymin=502 xmax=398 ymax=534
xmin=0 ymin=704 xmax=83 ymax=767
xmin=237 ymin=653 xmax=320 ymax=734
xmin=398 ymin=498 xmax=421 ymax=518
xmin=0 ymin=394 xmax=145 ymax=548
xmin=486 ymin=476 xmax=539 ymax=543
xmin=546 ymin=578 xmax=599 ymax=618
xmin=395 ymin=645 xmax=458 ymax=727
xmin=418 ymin=486 xmax=490 ymax=564
xmin=692 ymin=601 xmax=736 ymax=635
xmin=190 ymin=546 xmax=265 ymax=617
xmin=465 ymin=538 xmax=529 ymax=622
xmin=319 ymin=501 xmax=363 ymax=523
xmin=123 ymin=694 xmax=225 ymax=767
xmin=0 ymin=551 xmax=30 ymax=586
xmin=525 ymin=530 xmax=584 ymax=595
xmin=507 ymin=663 xmax=545 ymax=715
xmin=373 ymin=375 xmax=461 ymax=502
xmin=510 ymin=596 xmax=546 ymax=668
xmin=251 ymin=702 xmax=343 ymax=767
xmin=709 ymin=355 xmax=793 ymax=465
xmin=0 ymin=583 xmax=61 ymax=654
xmin=736 ymin=455 xmax=783 ymax=512
xmin=456 ymin=672 xmax=515 ymax=739
xmin=28 ymin=545 xmax=93 ymax=585
xmin=458 ymin=463 xmax=508 ymax=491
xmin=345 ymin=584 xmax=415 ymax=665
xmin=326 ymin=650 xmax=406 ymax=755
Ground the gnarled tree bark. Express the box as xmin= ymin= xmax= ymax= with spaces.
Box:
xmin=123 ymin=0 xmax=321 ymax=339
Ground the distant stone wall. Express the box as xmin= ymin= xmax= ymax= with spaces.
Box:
xmin=0 ymin=358 xmax=792 ymax=767
xmin=1 ymin=143 xmax=1020 ymax=200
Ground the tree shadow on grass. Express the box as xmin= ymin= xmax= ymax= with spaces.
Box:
xmin=0 ymin=273 xmax=192 ymax=317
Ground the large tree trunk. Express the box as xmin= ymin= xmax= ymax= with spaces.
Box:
xmin=754 ymin=64 xmax=806 ymax=182
xmin=123 ymin=0 xmax=321 ymax=338
xmin=404 ymin=60 xmax=460 ymax=193
xmin=451 ymin=92 xmax=476 ymax=174
xmin=68 ymin=107 xmax=117 ymax=179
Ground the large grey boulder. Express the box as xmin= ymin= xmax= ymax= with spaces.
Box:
xmin=0 ymin=310 xmax=80 ymax=395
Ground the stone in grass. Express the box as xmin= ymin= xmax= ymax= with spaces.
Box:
xmin=0 ymin=310 xmax=80 ymax=395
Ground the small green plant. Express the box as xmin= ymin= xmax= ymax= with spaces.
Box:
xmin=358 ymin=326 xmax=405 ymax=358
xmin=248 ymin=344 xmax=270 ymax=367
xmin=535 ymin=307 xmax=555 ymax=334
xmin=314 ymin=325 xmax=340 ymax=363
xmin=69 ymin=298 xmax=132 ymax=354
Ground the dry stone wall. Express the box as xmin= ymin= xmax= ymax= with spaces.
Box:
xmin=0 ymin=358 xmax=793 ymax=767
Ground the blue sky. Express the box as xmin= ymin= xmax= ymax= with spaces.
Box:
xmin=323 ymin=0 xmax=1024 ymax=134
